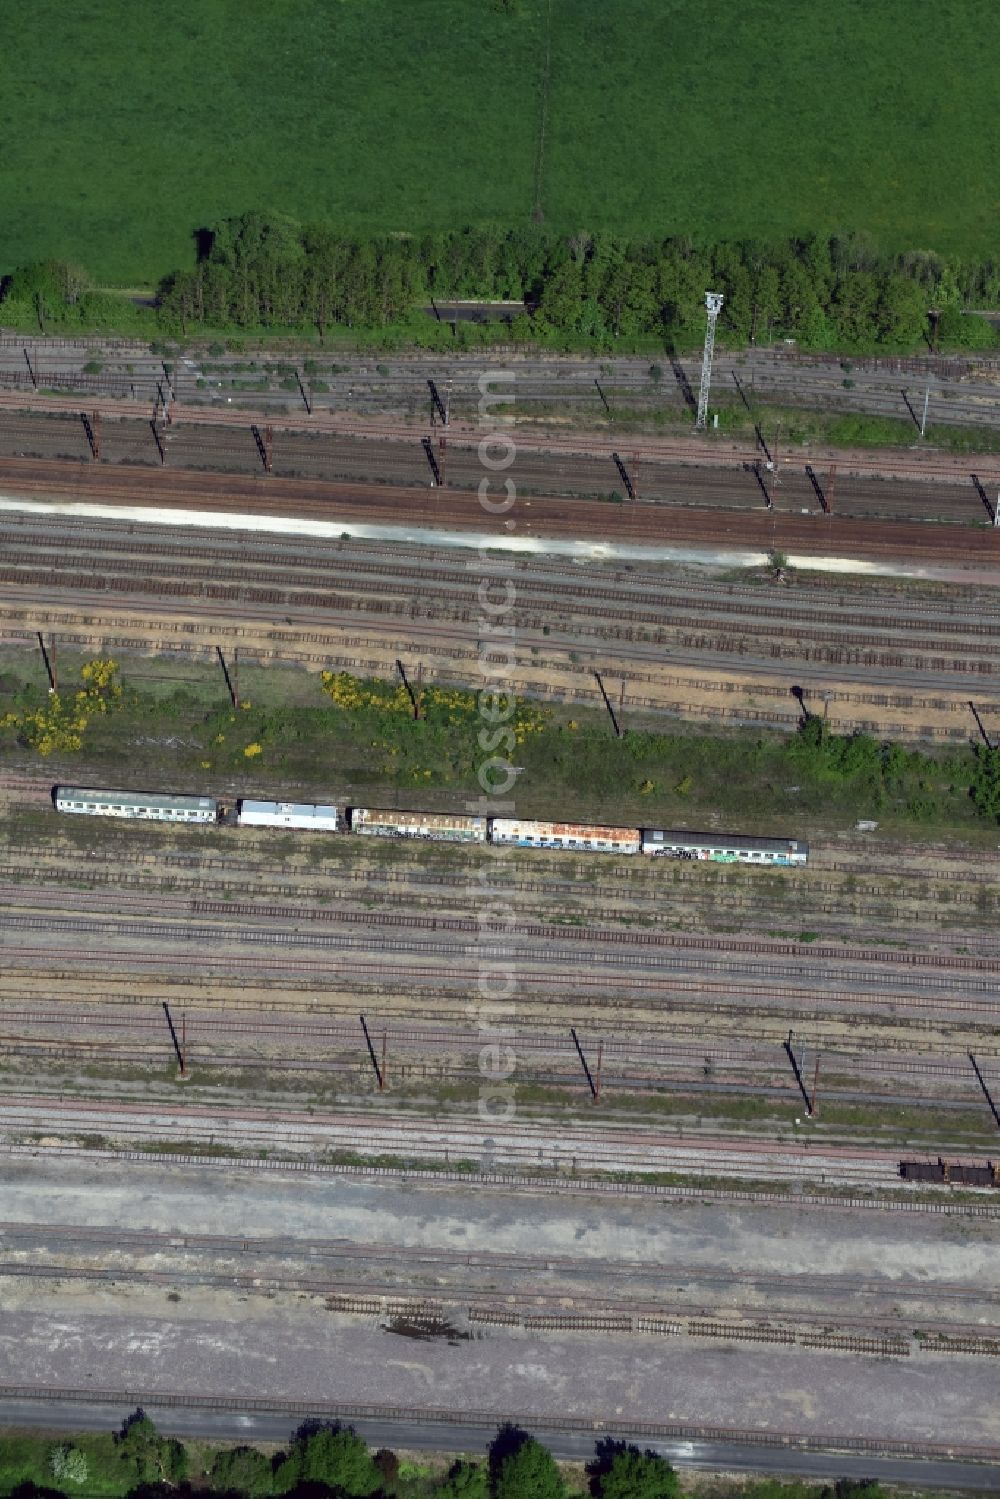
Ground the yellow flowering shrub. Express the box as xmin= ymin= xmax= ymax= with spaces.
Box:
xmin=319 ymin=671 xmax=549 ymax=743
xmin=2 ymin=658 xmax=123 ymax=756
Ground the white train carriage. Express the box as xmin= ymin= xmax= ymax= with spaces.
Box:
xmin=489 ymin=818 xmax=641 ymax=855
xmin=237 ymin=799 xmax=339 ymax=832
xmin=641 ymin=829 xmax=808 ymax=866
xmin=349 ymin=807 xmax=487 ymax=843
xmin=54 ymin=786 xmax=218 ymax=824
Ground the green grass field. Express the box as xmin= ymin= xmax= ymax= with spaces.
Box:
xmin=1 ymin=0 xmax=998 ymax=287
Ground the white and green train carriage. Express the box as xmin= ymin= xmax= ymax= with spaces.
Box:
xmin=54 ymin=786 xmax=218 ymax=824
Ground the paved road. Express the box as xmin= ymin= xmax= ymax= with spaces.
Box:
xmin=0 ymin=1397 xmax=997 ymax=1491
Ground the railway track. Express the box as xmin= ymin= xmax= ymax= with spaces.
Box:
xmin=1 ymin=546 xmax=996 ymax=664
xmin=4 ymin=941 xmax=998 ymax=1023
xmin=0 ymin=456 xmax=997 ymax=569
xmin=2 ymin=974 xmax=995 ymax=1039
xmin=6 ymin=509 xmax=1000 ymax=621
xmin=7 ymin=1039 xmax=973 ymax=1114
xmin=4 ymin=849 xmax=997 ymax=909
xmin=0 ymin=1258 xmax=982 ymax=1355
xmin=5 ymin=900 xmax=995 ymax=975
xmin=7 ymin=584 xmax=993 ymax=734
xmin=0 ymin=578 xmax=989 ymax=695
xmin=2 ymin=866 xmax=994 ymax=952
xmin=4 ymin=857 xmax=999 ymax=919
xmin=0 ymin=1005 xmax=987 ymax=1087
xmin=4 ymin=810 xmax=997 ymax=886
xmin=0 ymin=1094 xmax=923 ymax=1184
xmin=2 ymin=511 xmax=997 ymax=722
xmin=0 ymin=411 xmax=989 ymax=525
xmin=6 ymin=348 xmax=1000 ymax=454
xmin=3 ymin=1220 xmax=993 ymax=1306
xmin=5 ymin=873 xmax=1000 ymax=957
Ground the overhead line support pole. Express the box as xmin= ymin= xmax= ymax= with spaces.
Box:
xmin=216 ymin=646 xmax=237 ymax=709
xmin=809 ymin=1054 xmax=821 ymax=1116
xmin=162 ymin=1002 xmax=187 ymax=1078
xmin=784 ymin=1029 xmax=812 ymax=1115
xmin=593 ymin=671 xmax=623 ymax=738
xmin=570 ymin=1028 xmax=599 ymax=1102
xmin=37 ymin=632 xmax=56 ymax=694
xmin=969 ymin=1052 xmax=1000 ymax=1130
xmin=396 ymin=659 xmax=421 ymax=720
xmin=360 ymin=1014 xmax=384 ymax=1091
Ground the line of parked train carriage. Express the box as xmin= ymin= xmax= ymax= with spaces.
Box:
xmin=53 ymin=787 xmax=809 ymax=866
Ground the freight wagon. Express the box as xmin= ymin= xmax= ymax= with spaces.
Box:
xmin=489 ymin=818 xmax=641 ymax=855
xmin=349 ymin=807 xmax=487 ymax=843
xmin=899 ymin=1157 xmax=999 ymax=1188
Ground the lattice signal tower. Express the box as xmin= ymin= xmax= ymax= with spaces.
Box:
xmin=695 ymin=291 xmax=724 ymax=432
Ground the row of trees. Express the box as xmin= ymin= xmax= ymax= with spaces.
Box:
xmin=3 ymin=215 xmax=1000 ymax=351
xmin=207 ymin=1421 xmax=682 ymax=1499
xmin=29 ymin=1412 xmax=894 ymax=1499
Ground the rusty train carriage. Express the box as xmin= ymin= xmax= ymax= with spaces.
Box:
xmin=489 ymin=818 xmax=642 ymax=855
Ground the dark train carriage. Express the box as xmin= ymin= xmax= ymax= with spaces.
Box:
xmin=900 ymin=1157 xmax=998 ymax=1188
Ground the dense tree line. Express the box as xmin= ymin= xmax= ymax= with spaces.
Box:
xmin=0 ymin=1409 xmax=906 ymax=1499
xmin=3 ymin=214 xmax=1000 ymax=352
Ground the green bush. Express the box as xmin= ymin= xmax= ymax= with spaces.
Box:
xmin=274 ymin=1424 xmax=380 ymax=1497
xmin=50 ymin=1445 xmax=89 ymax=1486
xmin=115 ymin=1412 xmax=188 ymax=1487
xmin=209 ymin=1445 xmax=274 ymax=1495
xmin=491 ymin=1430 xmax=565 ymax=1499
xmin=438 ymin=1459 xmax=489 ymax=1499
xmin=971 ymin=745 xmax=1000 ymax=821
xmin=590 ymin=1442 xmax=679 ymax=1499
